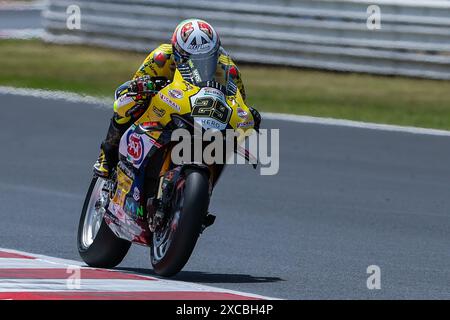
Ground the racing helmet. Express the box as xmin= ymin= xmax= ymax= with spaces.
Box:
xmin=171 ymin=19 xmax=220 ymax=64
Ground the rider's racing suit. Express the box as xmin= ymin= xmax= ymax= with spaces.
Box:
xmin=94 ymin=43 xmax=256 ymax=178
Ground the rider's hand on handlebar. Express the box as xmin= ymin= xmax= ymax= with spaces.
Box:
xmin=129 ymin=76 xmax=154 ymax=95
xmin=128 ymin=76 xmax=157 ymax=109
xmin=129 ymin=76 xmax=170 ymax=95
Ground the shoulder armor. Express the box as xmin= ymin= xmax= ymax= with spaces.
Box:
xmin=152 ymin=44 xmax=173 ymax=68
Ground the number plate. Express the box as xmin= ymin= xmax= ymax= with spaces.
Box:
xmin=190 ymin=88 xmax=232 ymax=130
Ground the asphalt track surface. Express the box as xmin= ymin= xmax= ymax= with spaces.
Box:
xmin=1 ymin=93 xmax=450 ymax=299
xmin=0 ymin=8 xmax=42 ymax=30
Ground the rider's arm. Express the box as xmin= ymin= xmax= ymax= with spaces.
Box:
xmin=231 ymin=67 xmax=247 ymax=104
xmin=113 ymin=77 xmax=157 ymax=119
xmin=112 ymin=81 xmax=134 ymax=123
xmin=114 ymin=44 xmax=173 ymax=120
xmin=133 ymin=44 xmax=174 ymax=79
xmin=220 ymin=55 xmax=260 ymax=129
xmin=219 ymin=54 xmax=247 ymax=104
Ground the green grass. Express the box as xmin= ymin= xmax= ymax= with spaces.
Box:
xmin=1 ymin=39 xmax=450 ymax=129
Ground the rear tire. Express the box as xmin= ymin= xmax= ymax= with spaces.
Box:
xmin=151 ymin=170 xmax=210 ymax=277
xmin=77 ymin=177 xmax=131 ymax=268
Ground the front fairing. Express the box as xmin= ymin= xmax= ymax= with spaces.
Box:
xmin=138 ymin=69 xmax=255 ymax=134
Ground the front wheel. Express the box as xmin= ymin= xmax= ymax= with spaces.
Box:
xmin=77 ymin=177 xmax=131 ymax=268
xmin=151 ymin=170 xmax=210 ymax=277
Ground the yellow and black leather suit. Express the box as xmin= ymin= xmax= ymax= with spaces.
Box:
xmin=113 ymin=43 xmax=247 ymax=126
xmin=94 ymin=44 xmax=248 ymax=177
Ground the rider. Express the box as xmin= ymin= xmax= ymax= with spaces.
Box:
xmin=93 ymin=18 xmax=261 ymax=178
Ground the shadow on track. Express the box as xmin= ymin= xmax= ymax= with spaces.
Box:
xmin=116 ymin=267 xmax=284 ymax=284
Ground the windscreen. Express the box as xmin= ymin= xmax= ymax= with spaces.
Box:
xmin=183 ymin=51 xmax=219 ymax=85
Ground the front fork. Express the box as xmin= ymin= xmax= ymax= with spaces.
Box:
xmin=146 ymin=148 xmax=215 ymax=233
xmin=95 ymin=176 xmax=116 ymax=218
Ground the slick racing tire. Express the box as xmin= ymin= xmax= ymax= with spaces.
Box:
xmin=151 ymin=169 xmax=210 ymax=277
xmin=77 ymin=177 xmax=131 ymax=268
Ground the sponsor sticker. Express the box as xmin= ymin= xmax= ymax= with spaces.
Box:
xmin=204 ymin=88 xmax=227 ymax=106
xmin=133 ymin=187 xmax=140 ymax=201
xmin=124 ymin=198 xmax=145 ymax=218
xmin=192 ymin=69 xmax=202 ymax=83
xmin=203 ymin=88 xmax=225 ymax=101
xmin=159 ymin=92 xmax=181 ymax=112
xmin=237 ymin=120 xmax=254 ymax=129
xmin=117 ymin=95 xmax=134 ymax=108
xmin=182 ymin=81 xmax=194 ymax=92
xmin=237 ymin=107 xmax=248 ymax=120
xmin=195 ymin=117 xmax=227 ymax=131
xmin=127 ymin=132 xmax=144 ymax=165
xmin=152 ymin=106 xmax=166 ymax=117
xmin=168 ymin=89 xmax=183 ymax=99
xmin=124 ymin=198 xmax=135 ymax=215
xmin=118 ymin=161 xmax=135 ymax=180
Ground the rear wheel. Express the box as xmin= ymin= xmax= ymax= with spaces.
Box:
xmin=151 ymin=170 xmax=210 ymax=277
xmin=77 ymin=177 xmax=131 ymax=268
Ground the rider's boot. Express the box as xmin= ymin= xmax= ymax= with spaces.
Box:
xmin=93 ymin=117 xmax=129 ymax=178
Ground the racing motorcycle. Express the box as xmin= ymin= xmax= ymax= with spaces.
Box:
xmin=77 ymin=54 xmax=257 ymax=277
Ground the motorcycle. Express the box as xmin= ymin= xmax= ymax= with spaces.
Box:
xmin=77 ymin=55 xmax=257 ymax=277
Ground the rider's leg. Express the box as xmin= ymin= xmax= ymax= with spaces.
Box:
xmin=93 ymin=115 xmax=130 ymax=177
xmin=93 ymin=81 xmax=133 ymax=178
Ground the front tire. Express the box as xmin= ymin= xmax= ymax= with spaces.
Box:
xmin=151 ymin=170 xmax=210 ymax=277
xmin=77 ymin=177 xmax=131 ymax=268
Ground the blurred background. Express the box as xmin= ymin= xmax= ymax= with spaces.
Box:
xmin=1 ymin=0 xmax=450 ymax=129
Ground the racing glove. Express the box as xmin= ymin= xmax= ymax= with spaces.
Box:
xmin=125 ymin=76 xmax=158 ymax=116
xmin=130 ymin=76 xmax=169 ymax=94
xmin=130 ymin=75 xmax=152 ymax=92
xmin=125 ymin=76 xmax=171 ymax=117
xmin=129 ymin=76 xmax=154 ymax=103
